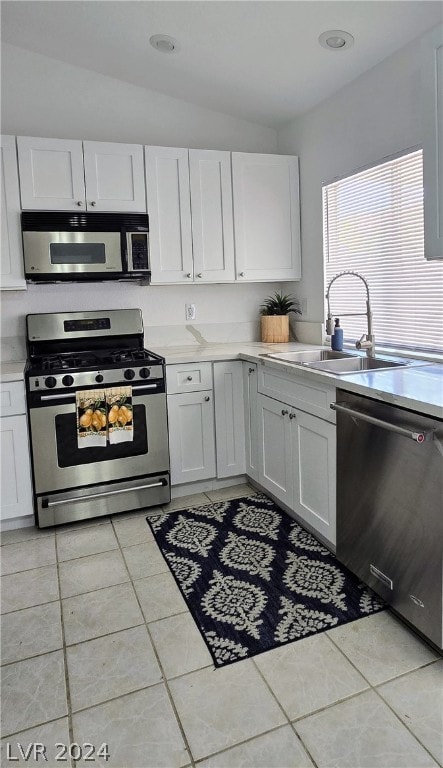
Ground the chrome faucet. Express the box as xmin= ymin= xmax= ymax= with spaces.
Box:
xmin=325 ymin=270 xmax=375 ymax=357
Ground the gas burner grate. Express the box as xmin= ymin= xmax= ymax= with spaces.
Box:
xmin=104 ymin=349 xmax=158 ymax=364
xmin=38 ymin=353 xmax=99 ymax=371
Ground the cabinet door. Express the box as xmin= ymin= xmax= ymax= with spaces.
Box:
xmin=242 ymin=362 xmax=259 ymax=481
xmin=167 ymin=391 xmax=216 ymax=485
xmin=145 ymin=146 xmax=193 ymax=283
xmin=0 ymin=415 xmax=34 ymax=521
xmin=257 ymin=393 xmax=293 ymax=506
xmin=291 ymin=410 xmax=336 ymax=545
xmin=189 ymin=149 xmax=235 ymax=282
xmin=422 ymin=24 xmax=443 ymax=259
xmin=1 ymin=136 xmax=26 ymax=290
xmin=213 ymin=361 xmax=245 ymax=478
xmin=232 ymin=152 xmax=301 ymax=281
xmin=17 ymin=136 xmax=86 ymax=210
xmin=83 ymin=141 xmax=146 ymax=212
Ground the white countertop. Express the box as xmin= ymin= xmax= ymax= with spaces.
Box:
xmin=2 ymin=343 xmax=441 ymax=419
xmin=0 ymin=361 xmax=26 ymax=383
xmin=152 ymin=342 xmax=443 ymax=419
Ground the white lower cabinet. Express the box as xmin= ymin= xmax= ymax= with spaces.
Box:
xmin=167 ymin=360 xmax=247 ymax=486
xmin=0 ymin=381 xmax=34 ymax=524
xmin=257 ymin=392 xmax=336 ymax=545
xmin=213 ymin=361 xmax=245 ymax=478
xmin=257 ymin=393 xmax=293 ymax=507
xmin=242 ymin=362 xmax=259 ymax=481
xmin=167 ymin=390 xmax=216 ymax=485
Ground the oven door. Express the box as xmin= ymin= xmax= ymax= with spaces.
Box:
xmin=28 ymin=385 xmax=169 ymax=495
xmin=23 ymin=231 xmax=123 ymax=278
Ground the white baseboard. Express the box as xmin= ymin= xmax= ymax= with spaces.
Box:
xmin=170 ymin=475 xmax=248 ymax=499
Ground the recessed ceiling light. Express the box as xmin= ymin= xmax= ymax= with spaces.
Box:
xmin=318 ymin=30 xmax=354 ymax=51
xmin=149 ymin=34 xmax=180 ymax=54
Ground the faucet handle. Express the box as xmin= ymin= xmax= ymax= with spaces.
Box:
xmin=356 ymin=334 xmax=375 ymax=357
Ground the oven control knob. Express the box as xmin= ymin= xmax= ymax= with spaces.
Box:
xmin=62 ymin=375 xmax=74 ymax=387
xmin=95 ymin=374 xmax=104 ymax=383
xmin=124 ymin=369 xmax=135 ymax=380
xmin=139 ymin=367 xmax=150 ymax=379
xmin=45 ymin=376 xmax=57 ymax=389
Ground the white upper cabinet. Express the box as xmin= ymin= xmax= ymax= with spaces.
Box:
xmin=1 ymin=135 xmax=26 ymax=290
xmin=83 ymin=141 xmax=146 ymax=212
xmin=146 ymin=146 xmax=235 ymax=283
xmin=232 ymin=152 xmax=301 ymax=281
xmin=17 ymin=136 xmax=86 ymax=210
xmin=422 ymin=24 xmax=443 ymax=260
xmin=145 ymin=146 xmax=193 ymax=283
xmin=189 ymin=149 xmax=235 ymax=282
xmin=17 ymin=136 xmax=146 ymax=212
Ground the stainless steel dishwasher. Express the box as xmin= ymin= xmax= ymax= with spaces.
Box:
xmin=332 ymin=390 xmax=443 ymax=650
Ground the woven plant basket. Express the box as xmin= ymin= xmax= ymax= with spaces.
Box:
xmin=261 ymin=315 xmax=289 ymax=343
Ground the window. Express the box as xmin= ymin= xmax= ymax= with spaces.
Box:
xmin=323 ymin=149 xmax=443 ymax=354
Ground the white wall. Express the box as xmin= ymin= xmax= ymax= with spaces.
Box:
xmin=1 ymin=43 xmax=277 ymax=151
xmin=278 ymin=35 xmax=424 ymax=323
xmin=0 ymin=43 xmax=280 ymax=349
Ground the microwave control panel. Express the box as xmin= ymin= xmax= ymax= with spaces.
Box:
xmin=129 ymin=232 xmax=149 ymax=271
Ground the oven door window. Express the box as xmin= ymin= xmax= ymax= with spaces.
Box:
xmin=55 ymin=404 xmax=147 ymax=467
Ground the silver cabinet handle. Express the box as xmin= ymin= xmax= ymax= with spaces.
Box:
xmin=76 ymin=201 xmax=84 ymax=206
xmin=331 ymin=403 xmax=434 ymax=443
xmin=281 ymin=409 xmax=288 ymax=416
xmin=204 ymin=396 xmax=210 ymax=402
xmin=239 ymin=272 xmax=245 ymax=277
xmin=90 ymin=201 xmax=97 ymax=207
xmin=186 ymin=273 xmax=192 ymax=278
xmin=187 ymin=375 xmax=193 ymax=381
xmin=197 ymin=273 xmax=202 ymax=278
xmin=289 ymin=412 xmax=296 ymax=419
xmin=46 ymin=481 xmax=165 ymax=507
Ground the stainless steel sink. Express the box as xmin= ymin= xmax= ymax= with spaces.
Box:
xmin=262 ymin=350 xmax=356 ymax=364
xmin=304 ymin=357 xmax=406 ymax=374
xmin=261 ymin=349 xmax=421 ymax=375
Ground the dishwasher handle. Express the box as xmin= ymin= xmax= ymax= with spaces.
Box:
xmin=330 ymin=402 xmax=434 ymax=443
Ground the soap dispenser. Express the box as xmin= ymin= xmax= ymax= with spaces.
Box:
xmin=331 ymin=318 xmax=343 ymax=351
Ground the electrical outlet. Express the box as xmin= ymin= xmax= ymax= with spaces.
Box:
xmin=185 ymin=303 xmax=196 ymax=321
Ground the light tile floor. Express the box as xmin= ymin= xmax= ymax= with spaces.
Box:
xmin=1 ymin=485 xmax=442 ymax=768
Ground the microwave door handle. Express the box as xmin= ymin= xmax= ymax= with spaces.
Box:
xmin=125 ymin=231 xmax=133 ymax=272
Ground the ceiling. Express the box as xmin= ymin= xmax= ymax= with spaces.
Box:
xmin=1 ymin=1 xmax=442 ymax=127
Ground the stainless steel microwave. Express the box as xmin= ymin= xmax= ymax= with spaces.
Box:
xmin=21 ymin=212 xmax=150 ymax=283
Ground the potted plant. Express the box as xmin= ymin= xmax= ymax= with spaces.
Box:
xmin=260 ymin=290 xmax=301 ymax=343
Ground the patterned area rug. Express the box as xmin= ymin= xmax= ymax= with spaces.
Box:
xmin=146 ymin=494 xmax=384 ymax=668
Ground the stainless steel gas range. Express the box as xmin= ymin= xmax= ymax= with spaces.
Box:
xmin=25 ymin=309 xmax=170 ymax=527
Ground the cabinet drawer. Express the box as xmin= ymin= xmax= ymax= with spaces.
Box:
xmin=166 ymin=362 xmax=213 ymax=394
xmin=0 ymin=380 xmax=26 ymax=417
xmin=258 ymin=366 xmax=336 ymax=422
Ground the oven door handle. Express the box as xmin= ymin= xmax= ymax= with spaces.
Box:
xmin=39 ymin=382 xmax=160 ymax=402
xmin=45 ymin=480 xmax=167 ymax=507
xmin=330 ymin=402 xmax=434 ymax=443
xmin=40 ymin=393 xmax=74 ymax=401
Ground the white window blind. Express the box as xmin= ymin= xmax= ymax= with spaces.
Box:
xmin=323 ymin=149 xmax=443 ymax=354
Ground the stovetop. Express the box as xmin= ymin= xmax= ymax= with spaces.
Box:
xmin=25 ymin=310 xmax=166 ymax=393
xmin=28 ymin=348 xmax=162 ymax=376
